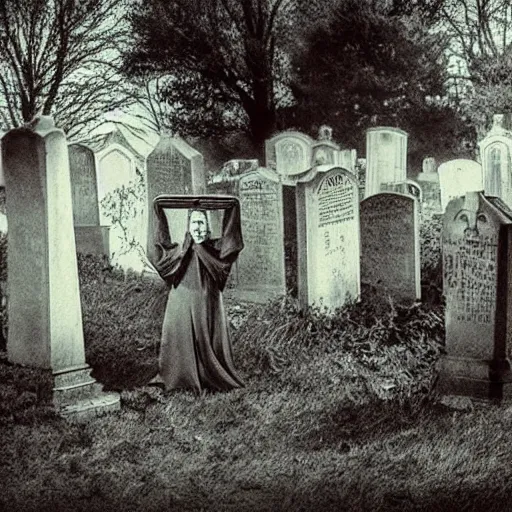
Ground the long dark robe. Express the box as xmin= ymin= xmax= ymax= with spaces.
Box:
xmin=150 ymin=203 xmax=244 ymax=393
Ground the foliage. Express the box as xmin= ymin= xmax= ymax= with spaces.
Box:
xmin=0 ymin=232 xmax=6 ymax=283
xmin=234 ymin=294 xmax=444 ymax=400
xmin=99 ymin=171 xmax=151 ymax=271
xmin=0 ymin=0 xmax=135 ymax=139
xmin=123 ymin=0 xmax=319 ymax=146
xmin=457 ymin=50 xmax=512 ymax=140
xmin=440 ymin=0 xmax=512 ymax=138
xmin=286 ymin=0 xmax=463 ymax=166
xmin=420 ymin=215 xmax=443 ymax=282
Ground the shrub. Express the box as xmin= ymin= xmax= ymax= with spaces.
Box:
xmin=420 ymin=214 xmax=443 ymax=305
xmin=233 ymin=294 xmax=444 ymax=402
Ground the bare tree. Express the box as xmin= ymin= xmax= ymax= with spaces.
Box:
xmin=0 ymin=0 xmax=135 ymax=139
xmin=439 ymin=0 xmax=512 ymax=135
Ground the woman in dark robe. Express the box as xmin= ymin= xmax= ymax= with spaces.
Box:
xmin=149 ymin=199 xmax=245 ymax=394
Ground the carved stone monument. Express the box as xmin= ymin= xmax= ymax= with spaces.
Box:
xmin=438 ymin=191 xmax=512 ymax=399
xmin=1 ymin=117 xmax=120 ymax=420
xmin=360 ymin=192 xmax=421 ymax=303
xmin=296 ymin=167 xmax=360 ymax=311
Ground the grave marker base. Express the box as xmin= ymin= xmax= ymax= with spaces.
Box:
xmin=437 ymin=355 xmax=512 ymax=400
xmin=53 ymin=365 xmax=120 ymax=421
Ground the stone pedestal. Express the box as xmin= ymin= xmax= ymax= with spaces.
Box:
xmin=1 ymin=117 xmax=120 ymax=420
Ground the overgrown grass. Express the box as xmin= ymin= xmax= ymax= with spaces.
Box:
xmin=2 ymin=255 xmax=512 ymax=511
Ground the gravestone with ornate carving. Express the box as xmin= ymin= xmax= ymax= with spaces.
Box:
xmin=296 ymin=167 xmax=360 ymax=312
xmin=479 ymin=113 xmax=512 ymax=208
xmin=438 ymin=191 xmax=512 ymax=399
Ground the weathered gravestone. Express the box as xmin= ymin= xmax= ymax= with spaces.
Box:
xmin=360 ymin=192 xmax=421 ymax=302
xmin=68 ymin=143 xmax=110 ymax=256
xmin=296 ymin=167 xmax=360 ymax=311
xmin=415 ymin=157 xmax=442 ymax=219
xmin=438 ymin=192 xmax=512 ymax=399
xmin=235 ymin=168 xmax=286 ymax=302
xmin=365 ymin=127 xmax=408 ymax=198
xmin=146 ymin=134 xmax=206 ymax=263
xmin=438 ymin=159 xmax=483 ymax=212
xmin=479 ymin=114 xmax=512 ymax=207
xmin=265 ymin=131 xmax=314 ymax=185
xmin=1 ymin=117 xmax=120 ymax=420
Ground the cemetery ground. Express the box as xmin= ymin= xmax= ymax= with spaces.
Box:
xmin=2 ymin=255 xmax=512 ymax=511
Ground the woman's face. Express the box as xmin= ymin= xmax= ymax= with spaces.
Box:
xmin=189 ymin=210 xmax=208 ymax=244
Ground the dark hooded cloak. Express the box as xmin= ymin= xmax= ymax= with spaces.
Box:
xmin=150 ymin=202 xmax=244 ymax=393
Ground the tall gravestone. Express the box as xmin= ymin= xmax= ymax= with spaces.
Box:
xmin=365 ymin=127 xmax=408 ymax=198
xmin=296 ymin=167 xmax=360 ymax=311
xmin=235 ymin=168 xmax=286 ymax=302
xmin=360 ymin=192 xmax=421 ymax=302
xmin=1 ymin=117 xmax=119 ymax=419
xmin=438 ymin=192 xmax=512 ymax=399
xmin=68 ymin=143 xmax=109 ymax=256
xmin=438 ymin=159 xmax=484 ymax=212
xmin=415 ymin=157 xmax=442 ymax=219
xmin=146 ymin=134 xmax=206 ymax=258
xmin=479 ymin=114 xmax=512 ymax=207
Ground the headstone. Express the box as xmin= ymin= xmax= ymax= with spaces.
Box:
xmin=479 ymin=114 xmax=512 ymax=207
xmin=68 ymin=143 xmax=109 ymax=256
xmin=1 ymin=117 xmax=120 ymax=419
xmin=235 ymin=168 xmax=286 ymax=302
xmin=365 ymin=127 xmax=408 ymax=198
xmin=360 ymin=192 xmax=421 ymax=302
xmin=380 ymin=180 xmax=422 ymax=201
xmin=146 ymin=135 xmax=206 ymax=258
xmin=97 ymin=145 xmax=146 ymax=271
xmin=416 ymin=158 xmax=442 ymax=218
xmin=438 ymin=192 xmax=512 ymax=399
xmin=68 ymin=144 xmax=100 ymax=226
xmin=422 ymin=157 xmax=437 ymax=174
xmin=338 ymin=149 xmax=358 ymax=174
xmin=265 ymin=131 xmax=314 ymax=185
xmin=296 ymin=167 xmax=360 ymax=311
xmin=312 ymin=126 xmax=339 ymax=166
xmin=438 ymin=159 xmax=484 ymax=212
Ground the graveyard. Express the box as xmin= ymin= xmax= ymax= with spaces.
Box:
xmin=2 ymin=113 xmax=512 ymax=512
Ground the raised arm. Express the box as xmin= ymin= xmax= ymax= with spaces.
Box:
xmin=150 ymin=200 xmax=192 ymax=284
